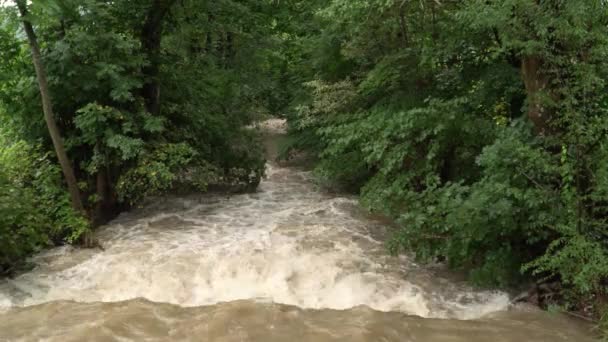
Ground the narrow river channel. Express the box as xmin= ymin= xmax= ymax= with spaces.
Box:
xmin=0 ymin=120 xmax=595 ymax=341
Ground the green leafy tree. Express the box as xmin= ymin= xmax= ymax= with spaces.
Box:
xmin=15 ymin=0 xmax=84 ymax=213
xmin=0 ymin=0 xmax=276 ymax=269
xmin=283 ymin=0 xmax=608 ymax=330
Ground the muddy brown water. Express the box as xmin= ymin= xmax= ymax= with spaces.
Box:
xmin=0 ymin=120 xmax=597 ymax=341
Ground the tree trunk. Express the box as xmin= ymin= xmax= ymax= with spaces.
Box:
xmin=225 ymin=32 xmax=235 ymax=66
xmin=398 ymin=1 xmax=409 ymax=45
xmin=521 ymin=56 xmax=554 ymax=135
xmin=16 ymin=0 xmax=85 ymax=214
xmin=140 ymin=0 xmax=176 ymax=116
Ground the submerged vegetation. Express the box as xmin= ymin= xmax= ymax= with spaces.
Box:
xmin=1 ymin=0 xmax=607 ymax=335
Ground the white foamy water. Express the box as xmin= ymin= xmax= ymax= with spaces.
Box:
xmin=0 ymin=146 xmax=509 ymax=320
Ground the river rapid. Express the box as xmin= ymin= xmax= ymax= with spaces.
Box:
xmin=0 ymin=120 xmax=596 ymax=341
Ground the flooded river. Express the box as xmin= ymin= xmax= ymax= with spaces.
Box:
xmin=0 ymin=120 xmax=596 ymax=341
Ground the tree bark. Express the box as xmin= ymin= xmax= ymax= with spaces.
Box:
xmin=140 ymin=0 xmax=176 ymax=116
xmin=521 ymin=55 xmax=552 ymax=135
xmin=225 ymin=32 xmax=235 ymax=66
xmin=16 ymin=0 xmax=85 ymax=214
xmin=398 ymin=1 xmax=409 ymax=45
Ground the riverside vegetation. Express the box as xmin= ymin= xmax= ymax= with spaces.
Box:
xmin=0 ymin=0 xmax=271 ymax=272
xmin=1 ymin=0 xmax=607 ymax=338
xmin=277 ymin=0 xmax=608 ymax=335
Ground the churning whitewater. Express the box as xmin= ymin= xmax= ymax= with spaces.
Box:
xmin=0 ymin=121 xmax=595 ymax=341
xmin=0 ymin=121 xmax=508 ymax=320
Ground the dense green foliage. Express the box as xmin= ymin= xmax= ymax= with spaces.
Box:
xmin=0 ymin=0 xmax=282 ymax=270
xmin=280 ymin=0 xmax=608 ymax=327
xmin=0 ymin=126 xmax=87 ymax=274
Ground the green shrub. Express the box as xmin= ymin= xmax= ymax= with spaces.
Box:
xmin=0 ymin=138 xmax=88 ymax=273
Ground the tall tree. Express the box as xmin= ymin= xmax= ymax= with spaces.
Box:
xmin=140 ymin=0 xmax=176 ymax=116
xmin=15 ymin=0 xmax=84 ymax=213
